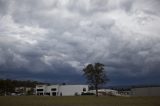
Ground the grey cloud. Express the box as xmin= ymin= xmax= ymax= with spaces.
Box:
xmin=0 ymin=0 xmax=160 ymax=85
xmin=0 ymin=0 xmax=11 ymax=15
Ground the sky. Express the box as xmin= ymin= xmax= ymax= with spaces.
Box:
xmin=0 ymin=0 xmax=160 ymax=86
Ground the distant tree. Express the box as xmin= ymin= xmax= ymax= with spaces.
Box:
xmin=83 ymin=63 xmax=109 ymax=96
xmin=0 ymin=79 xmax=46 ymax=95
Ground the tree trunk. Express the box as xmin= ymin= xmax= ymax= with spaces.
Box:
xmin=95 ymin=84 xmax=98 ymax=97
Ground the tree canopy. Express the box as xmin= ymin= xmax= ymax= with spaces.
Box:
xmin=83 ymin=63 xmax=109 ymax=96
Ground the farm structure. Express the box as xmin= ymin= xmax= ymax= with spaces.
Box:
xmin=36 ymin=84 xmax=88 ymax=96
xmin=36 ymin=85 xmax=160 ymax=96
xmin=89 ymin=89 xmax=119 ymax=96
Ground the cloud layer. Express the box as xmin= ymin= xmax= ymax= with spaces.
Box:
xmin=0 ymin=0 xmax=160 ymax=85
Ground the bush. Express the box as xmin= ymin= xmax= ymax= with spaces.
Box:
xmin=81 ymin=92 xmax=95 ymax=95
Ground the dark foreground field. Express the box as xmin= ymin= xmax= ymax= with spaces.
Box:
xmin=0 ymin=96 xmax=160 ymax=106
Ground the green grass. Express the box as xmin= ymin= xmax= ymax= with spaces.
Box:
xmin=0 ymin=96 xmax=160 ymax=106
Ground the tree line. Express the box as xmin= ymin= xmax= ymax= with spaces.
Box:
xmin=0 ymin=79 xmax=45 ymax=95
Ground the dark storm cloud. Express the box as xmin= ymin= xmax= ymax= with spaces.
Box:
xmin=0 ymin=68 xmax=83 ymax=84
xmin=0 ymin=0 xmax=160 ymax=85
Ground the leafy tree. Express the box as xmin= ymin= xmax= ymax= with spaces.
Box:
xmin=83 ymin=63 xmax=109 ymax=96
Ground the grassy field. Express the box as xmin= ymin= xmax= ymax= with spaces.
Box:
xmin=0 ymin=96 xmax=160 ymax=106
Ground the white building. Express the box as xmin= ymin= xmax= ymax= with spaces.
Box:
xmin=36 ymin=84 xmax=89 ymax=96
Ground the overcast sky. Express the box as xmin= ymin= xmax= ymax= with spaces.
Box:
xmin=0 ymin=0 xmax=160 ymax=86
